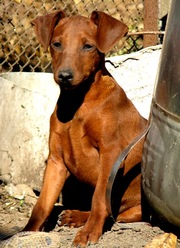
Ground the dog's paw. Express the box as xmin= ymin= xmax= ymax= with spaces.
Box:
xmin=72 ymin=225 xmax=101 ymax=247
xmin=58 ymin=210 xmax=90 ymax=228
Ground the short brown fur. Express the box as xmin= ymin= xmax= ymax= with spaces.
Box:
xmin=24 ymin=10 xmax=147 ymax=247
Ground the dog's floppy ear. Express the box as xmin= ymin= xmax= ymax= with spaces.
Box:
xmin=32 ymin=10 xmax=66 ymax=51
xmin=90 ymin=11 xmax=128 ymax=53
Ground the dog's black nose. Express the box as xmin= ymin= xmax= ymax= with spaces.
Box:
xmin=58 ymin=69 xmax=74 ymax=84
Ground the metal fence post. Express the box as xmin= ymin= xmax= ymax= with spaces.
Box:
xmin=144 ymin=0 xmax=159 ymax=47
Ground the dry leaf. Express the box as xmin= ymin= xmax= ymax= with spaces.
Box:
xmin=145 ymin=233 xmax=177 ymax=248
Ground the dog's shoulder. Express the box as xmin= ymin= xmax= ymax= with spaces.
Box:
xmin=97 ymin=75 xmax=129 ymax=105
xmin=80 ymin=74 xmax=130 ymax=120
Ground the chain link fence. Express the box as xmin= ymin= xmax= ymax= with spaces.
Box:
xmin=0 ymin=0 xmax=154 ymax=73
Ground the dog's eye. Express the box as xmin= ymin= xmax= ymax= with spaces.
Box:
xmin=83 ymin=44 xmax=94 ymax=51
xmin=52 ymin=42 xmax=62 ymax=49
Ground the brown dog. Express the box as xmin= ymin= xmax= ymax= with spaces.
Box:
xmin=24 ymin=10 xmax=147 ymax=247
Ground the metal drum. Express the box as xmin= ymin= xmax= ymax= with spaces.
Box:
xmin=142 ymin=0 xmax=180 ymax=226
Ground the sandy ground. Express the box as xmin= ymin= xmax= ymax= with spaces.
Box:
xmin=0 ymin=182 xmax=180 ymax=247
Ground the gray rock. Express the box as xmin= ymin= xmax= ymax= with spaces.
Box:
xmin=0 ymin=72 xmax=59 ymax=190
xmin=106 ymin=45 xmax=162 ymax=119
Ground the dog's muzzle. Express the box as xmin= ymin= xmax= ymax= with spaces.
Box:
xmin=58 ymin=69 xmax=74 ymax=88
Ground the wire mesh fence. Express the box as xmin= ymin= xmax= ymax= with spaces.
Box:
xmin=0 ymin=0 xmax=156 ymax=73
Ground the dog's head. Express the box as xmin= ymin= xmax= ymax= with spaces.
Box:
xmin=32 ymin=11 xmax=128 ymax=89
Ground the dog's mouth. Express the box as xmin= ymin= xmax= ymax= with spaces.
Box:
xmin=54 ymin=76 xmax=76 ymax=90
xmin=55 ymin=76 xmax=88 ymax=91
xmin=59 ymin=81 xmax=76 ymax=90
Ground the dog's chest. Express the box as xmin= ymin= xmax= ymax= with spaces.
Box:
xmin=61 ymin=117 xmax=99 ymax=184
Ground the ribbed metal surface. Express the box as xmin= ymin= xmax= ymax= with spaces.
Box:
xmin=142 ymin=0 xmax=180 ymax=226
xmin=142 ymin=102 xmax=180 ymax=226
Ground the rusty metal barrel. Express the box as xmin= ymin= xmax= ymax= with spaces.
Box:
xmin=142 ymin=0 xmax=180 ymax=226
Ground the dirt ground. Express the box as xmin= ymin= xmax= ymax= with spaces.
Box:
xmin=0 ymin=181 xmax=180 ymax=248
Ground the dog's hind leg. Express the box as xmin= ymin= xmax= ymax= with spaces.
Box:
xmin=117 ymin=204 xmax=142 ymax=223
xmin=59 ymin=210 xmax=90 ymax=227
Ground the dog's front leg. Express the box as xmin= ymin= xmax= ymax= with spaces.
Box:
xmin=24 ymin=156 xmax=69 ymax=231
xmin=73 ymin=149 xmax=116 ymax=247
xmin=73 ymin=176 xmax=109 ymax=247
